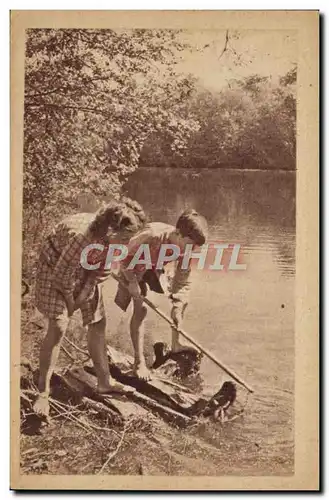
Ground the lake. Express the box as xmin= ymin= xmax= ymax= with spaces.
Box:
xmin=102 ymin=167 xmax=295 ymax=475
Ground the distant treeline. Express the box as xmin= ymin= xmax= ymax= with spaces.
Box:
xmin=141 ymin=69 xmax=296 ymax=172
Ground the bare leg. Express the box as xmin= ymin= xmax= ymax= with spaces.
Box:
xmin=171 ymin=326 xmax=182 ymax=352
xmin=171 ymin=304 xmax=195 ymax=353
xmin=130 ymin=299 xmax=151 ymax=381
xmin=171 ymin=328 xmax=197 ymax=353
xmin=34 ymin=315 xmax=69 ymax=418
xmin=87 ymin=317 xmax=112 ymax=393
xmin=87 ymin=317 xmax=131 ymax=394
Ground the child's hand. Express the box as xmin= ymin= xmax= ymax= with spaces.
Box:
xmin=65 ymin=294 xmax=76 ymax=317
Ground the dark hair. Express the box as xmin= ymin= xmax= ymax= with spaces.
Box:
xmin=176 ymin=209 xmax=208 ymax=246
xmin=89 ymin=197 xmax=147 ymax=237
xmin=120 ymin=196 xmax=147 ymax=231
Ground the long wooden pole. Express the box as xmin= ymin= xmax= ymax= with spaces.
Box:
xmin=109 ymin=272 xmax=254 ymax=394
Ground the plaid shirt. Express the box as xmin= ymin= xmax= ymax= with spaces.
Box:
xmin=35 ymin=213 xmax=105 ymax=324
xmin=40 ymin=213 xmax=94 ymax=298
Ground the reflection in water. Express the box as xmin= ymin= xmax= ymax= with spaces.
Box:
xmin=124 ymin=168 xmax=295 ymax=277
xmin=112 ymin=167 xmax=296 ymax=475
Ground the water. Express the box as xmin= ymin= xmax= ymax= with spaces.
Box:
xmin=103 ymin=167 xmax=295 ymax=475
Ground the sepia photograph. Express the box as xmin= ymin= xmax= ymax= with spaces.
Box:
xmin=11 ymin=10 xmax=319 ymax=490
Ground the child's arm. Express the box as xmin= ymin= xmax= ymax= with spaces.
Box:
xmin=120 ymin=226 xmax=156 ymax=296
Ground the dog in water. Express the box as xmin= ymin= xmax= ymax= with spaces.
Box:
xmin=152 ymin=341 xmax=203 ymax=378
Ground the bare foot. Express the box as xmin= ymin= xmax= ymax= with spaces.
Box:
xmin=33 ymin=394 xmax=50 ymax=420
xmin=97 ymin=381 xmax=135 ymax=395
xmin=133 ymin=363 xmax=152 ymax=381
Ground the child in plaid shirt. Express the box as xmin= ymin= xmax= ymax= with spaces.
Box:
xmin=33 ymin=198 xmax=146 ymax=418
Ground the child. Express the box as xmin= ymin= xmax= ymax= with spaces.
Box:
xmin=33 ymin=197 xmax=147 ymax=418
xmin=115 ymin=209 xmax=208 ymax=381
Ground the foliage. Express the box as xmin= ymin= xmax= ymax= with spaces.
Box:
xmin=141 ymin=66 xmax=297 ymax=170
xmin=22 ymin=29 xmax=296 ymax=278
xmin=23 ymin=28 xmax=198 ymax=276
xmin=24 ymin=29 xmax=199 ymax=205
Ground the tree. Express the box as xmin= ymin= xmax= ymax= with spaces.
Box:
xmin=140 ymin=66 xmax=296 ymax=171
xmin=24 ymin=29 xmax=199 ymax=205
xmin=23 ymin=28 xmax=199 ymax=275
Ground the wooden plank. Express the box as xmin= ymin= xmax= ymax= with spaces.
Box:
xmin=66 ymin=366 xmax=191 ymax=427
xmin=65 ymin=367 xmax=144 ymax=421
xmin=127 ymin=390 xmax=191 ymax=428
xmin=104 ymin=346 xmax=201 ymax=415
xmin=20 ymin=357 xmax=238 ymax=426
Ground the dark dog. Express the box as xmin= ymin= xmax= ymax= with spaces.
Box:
xmin=152 ymin=341 xmax=203 ymax=378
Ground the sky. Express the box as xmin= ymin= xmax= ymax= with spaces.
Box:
xmin=177 ymin=30 xmax=297 ymax=91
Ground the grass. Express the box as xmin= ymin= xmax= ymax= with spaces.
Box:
xmin=19 ymin=293 xmax=294 ymax=477
xmin=20 ymin=294 xmax=202 ymax=476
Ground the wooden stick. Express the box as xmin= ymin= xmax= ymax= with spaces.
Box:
xmin=63 ymin=336 xmax=90 ymax=358
xmin=82 ymin=397 xmax=122 ymax=429
xmin=110 ymin=271 xmax=254 ymax=394
xmin=97 ymin=425 xmax=127 ymax=474
xmin=61 ymin=344 xmax=76 ymax=362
